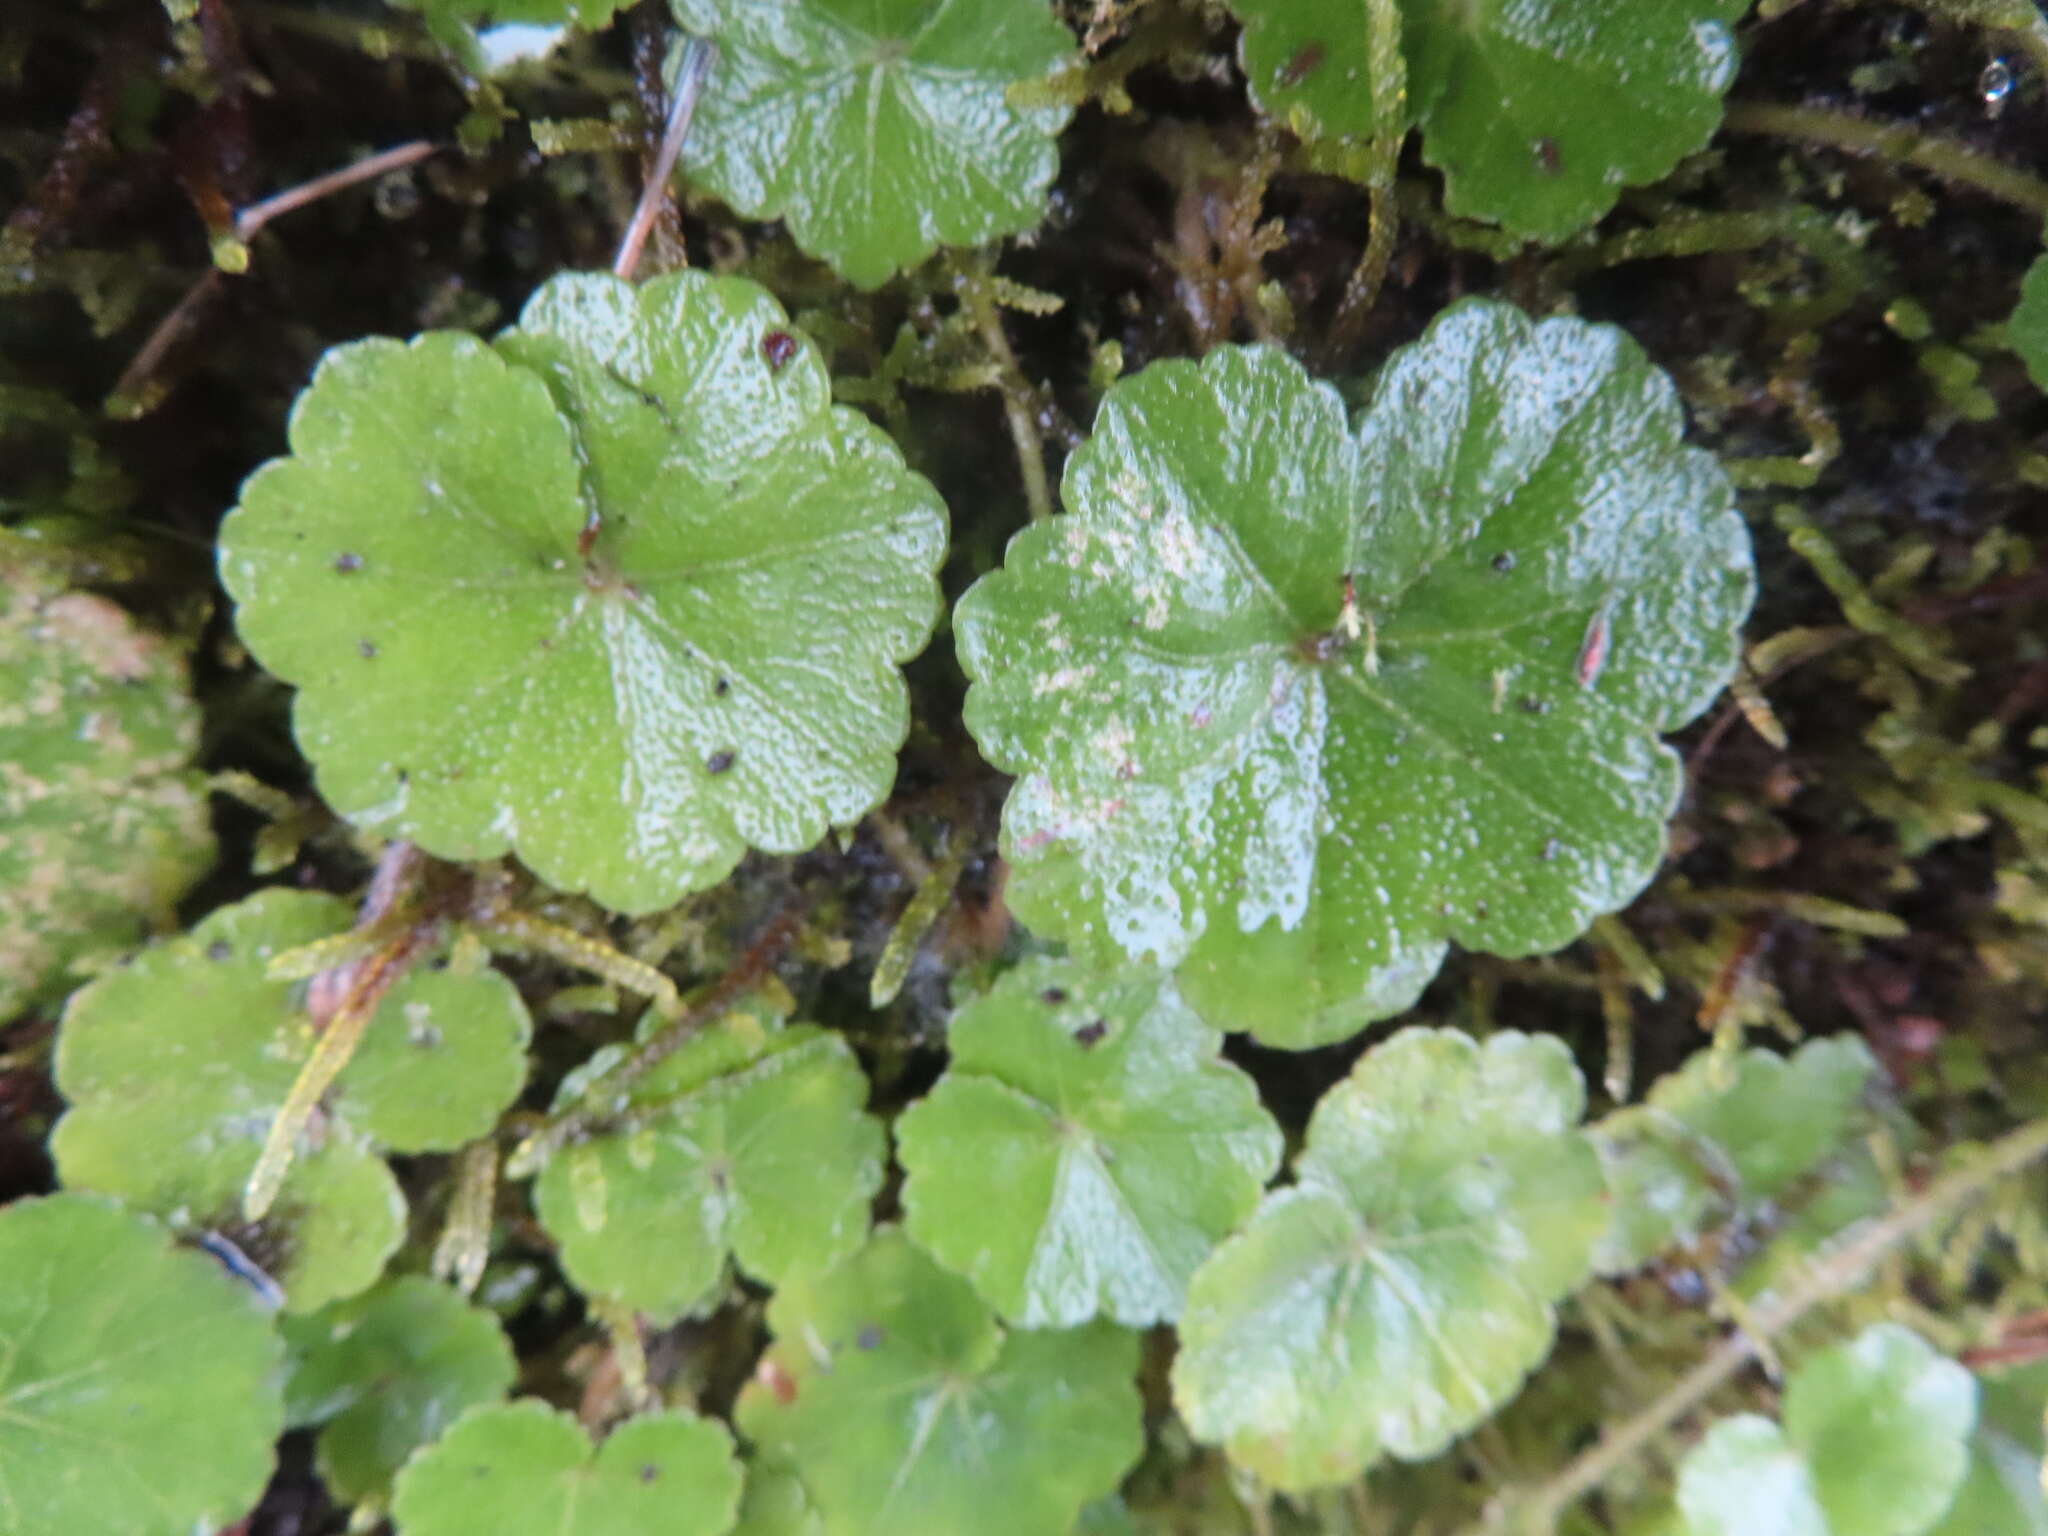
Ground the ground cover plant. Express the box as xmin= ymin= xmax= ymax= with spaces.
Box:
xmin=4 ymin=0 xmax=2048 ymax=1532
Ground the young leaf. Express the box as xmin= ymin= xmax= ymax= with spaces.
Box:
xmin=1230 ymin=0 xmax=1746 ymax=239
xmin=532 ymin=1010 xmax=885 ymax=1323
xmin=670 ymin=0 xmax=1076 ymax=288
xmin=1929 ymin=1361 xmax=2048 ymax=1536
xmin=1677 ymin=1324 xmax=1976 ymax=1536
xmin=735 ymin=1229 xmax=1144 ymax=1536
xmin=0 ymin=562 xmax=213 ymax=1022
xmin=955 ymin=301 xmax=1753 ymax=1048
xmin=1170 ymin=1028 xmax=1607 ymax=1491
xmin=219 ymin=271 xmax=947 ymax=914
xmin=2009 ymin=251 xmax=2048 ymax=392
xmin=0 ymin=1193 xmax=284 ymax=1536
xmin=895 ymin=956 xmax=1281 ymax=1326
xmin=1589 ymin=1036 xmax=1878 ymax=1273
xmin=389 ymin=1400 xmax=743 ymax=1536
xmin=283 ymin=1276 xmax=518 ymax=1506
xmin=52 ymin=888 xmax=532 ymax=1311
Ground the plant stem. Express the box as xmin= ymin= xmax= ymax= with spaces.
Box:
xmin=1723 ymin=99 xmax=2048 ymax=221
xmin=1494 ymin=1112 xmax=2048 ymax=1535
xmin=959 ymin=268 xmax=1056 ymax=523
xmin=1325 ymin=0 xmax=1405 ymax=361
xmin=613 ymin=38 xmax=714 ymax=282
xmin=234 ymin=140 xmax=439 ymax=243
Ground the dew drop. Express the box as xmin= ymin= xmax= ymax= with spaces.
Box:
xmin=1982 ymin=57 xmax=2015 ymax=113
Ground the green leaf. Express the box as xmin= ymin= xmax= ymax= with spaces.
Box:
xmin=736 ymin=1229 xmax=1143 ymax=1536
xmin=1931 ymin=1362 xmax=2048 ymax=1536
xmin=895 ymin=955 xmax=1281 ymax=1326
xmin=283 ymin=1277 xmax=518 ymax=1506
xmin=52 ymin=888 xmax=533 ymax=1311
xmin=0 ymin=562 xmax=213 ymax=1021
xmin=1677 ymin=1324 xmax=1976 ymax=1536
xmin=220 ymin=271 xmax=947 ymax=914
xmin=1647 ymin=1036 xmax=1877 ymax=1203
xmin=955 ymin=301 xmax=1753 ymax=1047
xmin=2009 ymin=252 xmax=2048 ymax=392
xmin=1230 ymin=0 xmax=1745 ymax=239
xmin=670 ymin=0 xmax=1076 ymax=288
xmin=0 ymin=1193 xmax=284 ymax=1535
xmin=389 ymin=1400 xmax=743 ymax=1536
xmin=732 ymin=1458 xmax=824 ymax=1536
xmin=532 ymin=1008 xmax=885 ymax=1323
xmin=1170 ymin=1028 xmax=1606 ymax=1491
xmin=1589 ymin=1036 xmax=1878 ymax=1273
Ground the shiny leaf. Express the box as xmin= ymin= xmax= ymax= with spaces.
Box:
xmin=1677 ymin=1324 xmax=1976 ymax=1536
xmin=220 ymin=271 xmax=947 ymax=914
xmin=1170 ymin=1028 xmax=1607 ymax=1491
xmin=1231 ymin=0 xmax=1745 ymax=238
xmin=671 ymin=0 xmax=1075 ymax=287
xmin=0 ymin=1194 xmax=283 ymax=1536
xmin=390 ymin=1401 xmax=742 ymax=1536
xmin=283 ymin=1277 xmax=517 ymax=1505
xmin=52 ymin=888 xmax=532 ymax=1311
xmin=736 ymin=1229 xmax=1143 ymax=1536
xmin=895 ymin=956 xmax=1281 ymax=1326
xmin=955 ymin=301 xmax=1753 ymax=1047
xmin=0 ymin=562 xmax=212 ymax=1021
xmin=532 ymin=1008 xmax=885 ymax=1323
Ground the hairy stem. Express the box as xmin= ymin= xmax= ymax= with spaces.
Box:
xmin=1325 ymin=0 xmax=1406 ymax=360
xmin=1723 ymin=99 xmax=2048 ymax=221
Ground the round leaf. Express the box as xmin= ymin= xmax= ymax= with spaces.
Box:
xmin=0 ymin=563 xmax=213 ymax=1021
xmin=1645 ymin=1036 xmax=1876 ymax=1204
xmin=533 ymin=1013 xmax=885 ymax=1323
xmin=1232 ymin=0 xmax=1745 ymax=238
xmin=1678 ymin=1324 xmax=1976 ymax=1536
xmin=0 ymin=1193 xmax=284 ymax=1535
xmin=1170 ymin=1027 xmax=1607 ymax=1491
xmin=390 ymin=1401 xmax=742 ymax=1536
xmin=671 ymin=0 xmax=1075 ymax=288
xmin=283 ymin=1277 xmax=517 ymax=1505
xmin=736 ymin=1229 xmax=1143 ymax=1536
xmin=955 ymin=301 xmax=1753 ymax=1047
xmin=52 ymin=888 xmax=532 ymax=1311
xmin=896 ymin=956 xmax=1281 ymax=1326
xmin=1587 ymin=1104 xmax=1727 ymax=1276
xmin=220 ymin=271 xmax=947 ymax=914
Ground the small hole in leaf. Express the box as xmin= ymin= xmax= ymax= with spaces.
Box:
xmin=714 ymin=677 xmax=730 ymax=697
xmin=856 ymin=1325 xmax=883 ymax=1350
xmin=1040 ymin=987 xmax=1068 ymax=1005
xmin=207 ymin=941 xmax=232 ymax=961
xmin=1074 ymin=1019 xmax=1107 ymax=1047
xmin=639 ymin=1465 xmax=659 ymax=1484
xmin=1491 ymin=552 xmax=1516 ymax=573
xmin=358 ymin=639 xmax=377 ymax=659
xmin=1519 ymin=696 xmax=1549 ymax=714
xmin=707 ymin=750 xmax=736 ymax=775
xmin=334 ymin=552 xmax=363 ymax=573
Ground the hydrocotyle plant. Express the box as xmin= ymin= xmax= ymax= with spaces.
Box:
xmin=956 ymin=298 xmax=1756 ymax=1047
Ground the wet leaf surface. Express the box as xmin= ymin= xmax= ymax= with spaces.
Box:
xmin=896 ymin=956 xmax=1280 ymax=1326
xmin=671 ymin=0 xmax=1075 ymax=287
xmin=221 ymin=272 xmax=946 ymax=914
xmin=1171 ymin=1028 xmax=1607 ymax=1491
xmin=957 ymin=301 xmax=1753 ymax=1046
